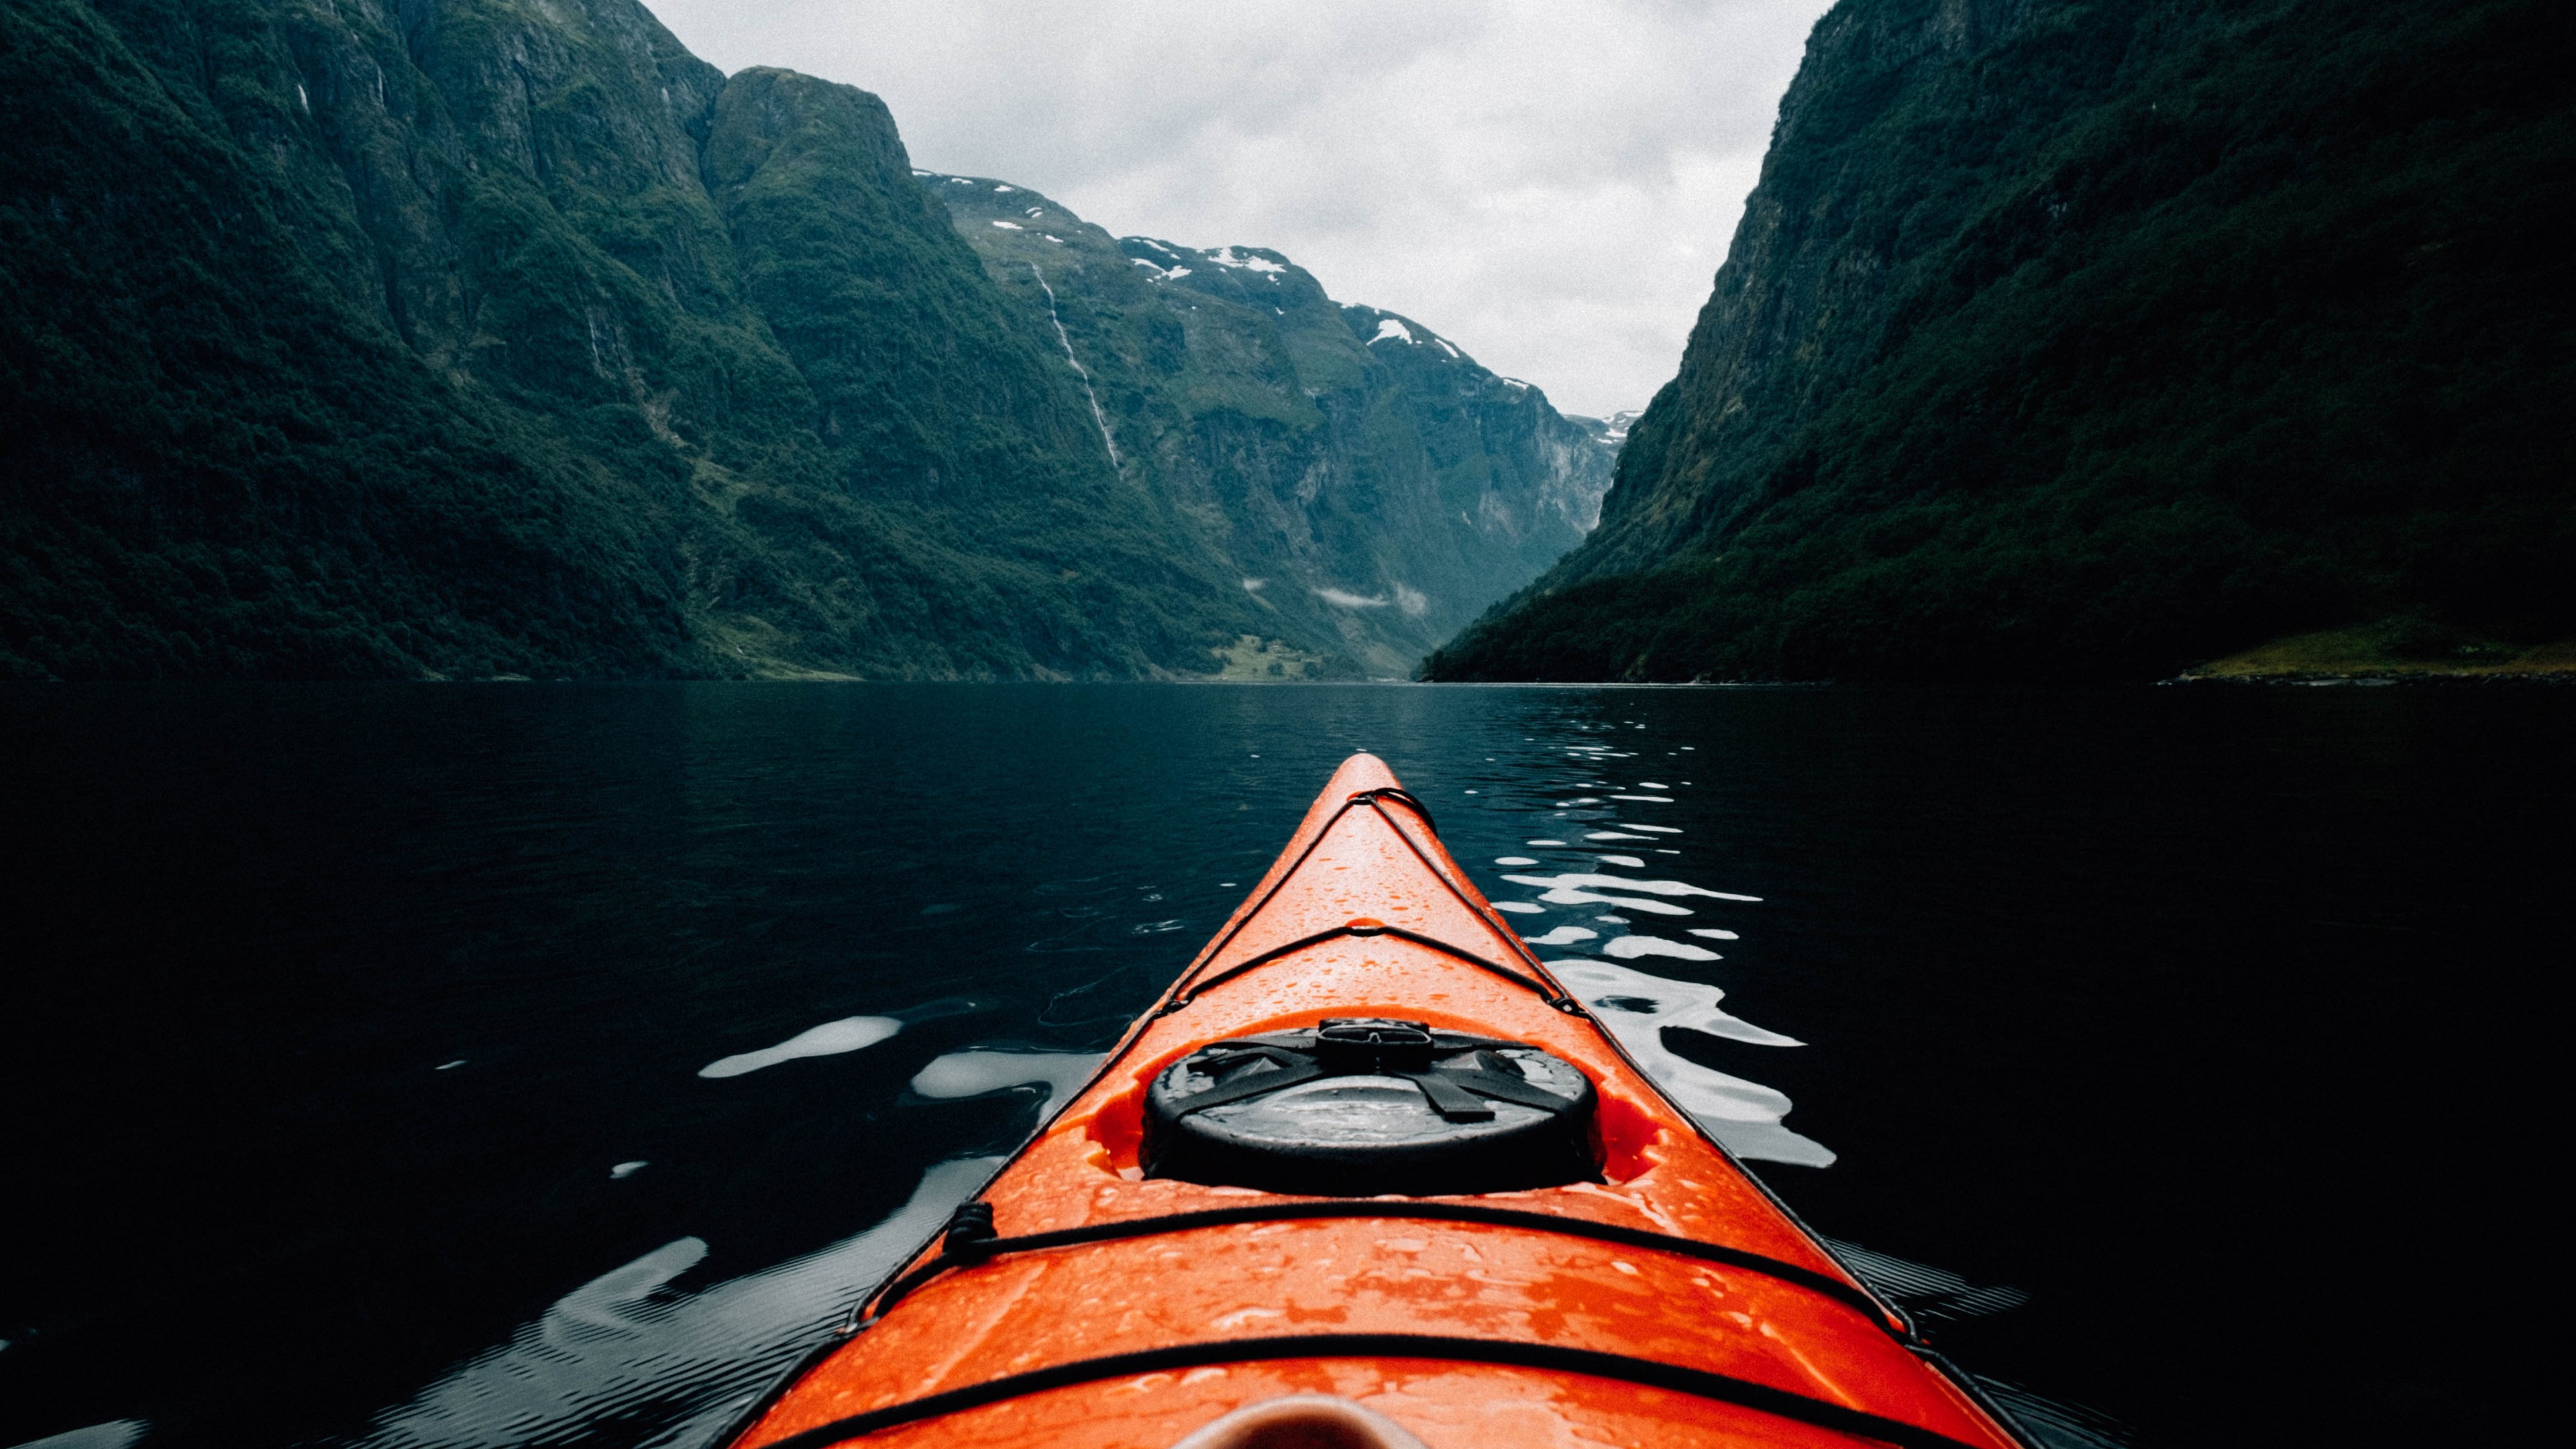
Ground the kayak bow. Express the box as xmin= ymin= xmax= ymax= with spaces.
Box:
xmin=728 ymin=755 xmax=2027 ymax=1449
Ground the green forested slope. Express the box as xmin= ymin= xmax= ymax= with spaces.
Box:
xmin=923 ymin=174 xmax=1615 ymax=675
xmin=1 ymin=0 xmax=1270 ymax=678
xmin=1426 ymin=0 xmax=2574 ymax=682
xmin=0 ymin=0 xmax=696 ymax=677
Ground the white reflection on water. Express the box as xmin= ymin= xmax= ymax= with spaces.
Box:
xmin=1545 ymin=958 xmax=1832 ymax=1168
xmin=1520 ymin=925 xmax=1600 ymax=946
xmin=1502 ymin=873 xmax=1760 ymax=902
xmin=697 ymin=1016 xmax=901 ymax=1079
xmin=6 ymin=1421 xmax=147 ymax=1449
xmin=353 ymin=1157 xmax=1000 ymax=1449
xmin=1501 ymin=744 xmax=1830 ymax=1167
xmin=1602 ymin=934 xmax=1720 ymax=962
xmin=908 ymin=1050 xmax=1104 ymax=1120
xmin=1538 ymin=886 xmax=1692 ymax=915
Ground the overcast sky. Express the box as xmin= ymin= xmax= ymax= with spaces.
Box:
xmin=645 ymin=1 xmax=1833 ymax=419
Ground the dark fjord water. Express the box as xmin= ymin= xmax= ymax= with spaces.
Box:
xmin=1 ymin=684 xmax=2555 ymax=1449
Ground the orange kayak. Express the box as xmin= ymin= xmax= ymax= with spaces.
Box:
xmin=724 ymin=754 xmax=2029 ymax=1449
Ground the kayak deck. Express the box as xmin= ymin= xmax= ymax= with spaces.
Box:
xmin=731 ymin=755 xmax=2024 ymax=1449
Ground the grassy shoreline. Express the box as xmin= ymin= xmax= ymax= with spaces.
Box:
xmin=2178 ymin=623 xmax=2576 ymax=682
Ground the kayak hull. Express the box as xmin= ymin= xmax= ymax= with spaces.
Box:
xmin=732 ymin=755 xmax=2023 ymax=1449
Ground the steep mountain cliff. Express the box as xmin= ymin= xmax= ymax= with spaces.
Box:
xmin=9 ymin=0 xmax=1499 ymax=679
xmin=1426 ymin=0 xmax=2574 ymax=682
xmin=921 ymin=174 xmax=1613 ymax=675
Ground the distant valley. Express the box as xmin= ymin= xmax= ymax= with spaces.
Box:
xmin=922 ymin=172 xmax=1613 ymax=675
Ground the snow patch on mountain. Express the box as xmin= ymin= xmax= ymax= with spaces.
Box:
xmin=1210 ymin=246 xmax=1288 ymax=274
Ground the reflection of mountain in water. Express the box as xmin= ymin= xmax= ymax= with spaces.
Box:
xmin=354 ymin=1046 xmax=1102 ymax=1449
xmin=353 ymin=1157 xmax=994 ymax=1449
xmin=1969 ymin=1379 xmax=2137 ymax=1449
xmin=1823 ymin=1237 xmax=2034 ymax=1325
xmin=1818 ymin=1238 xmax=2134 ymax=1449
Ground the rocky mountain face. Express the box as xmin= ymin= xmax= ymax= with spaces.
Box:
xmin=1 ymin=0 xmax=1606 ymax=680
xmin=1428 ymin=0 xmax=2573 ymax=682
xmin=922 ymin=174 xmax=1613 ymax=675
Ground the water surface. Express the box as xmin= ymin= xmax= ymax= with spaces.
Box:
xmin=1 ymin=683 xmax=2554 ymax=1448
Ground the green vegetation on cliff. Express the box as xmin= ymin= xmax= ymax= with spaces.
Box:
xmin=1 ymin=0 xmax=1615 ymax=680
xmin=1 ymin=0 xmax=1275 ymax=678
xmin=1426 ymin=0 xmax=2574 ymax=682
xmin=1 ymin=0 xmax=694 ymax=677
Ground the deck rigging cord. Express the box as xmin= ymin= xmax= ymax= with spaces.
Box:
xmin=851 ymin=1197 xmax=1904 ymax=1334
xmin=755 ymin=1332 xmax=1993 ymax=1449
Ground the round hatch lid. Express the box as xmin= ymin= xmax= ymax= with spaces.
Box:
xmin=1141 ymin=1018 xmax=1598 ymax=1196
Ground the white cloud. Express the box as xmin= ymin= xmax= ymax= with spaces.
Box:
xmin=1313 ymin=587 xmax=1391 ymax=609
xmin=643 ymin=1 xmax=1829 ymax=418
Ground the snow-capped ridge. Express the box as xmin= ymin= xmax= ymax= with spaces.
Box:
xmin=914 ymin=169 xmax=1620 ymax=661
xmin=1208 ymin=246 xmax=1289 ymax=275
